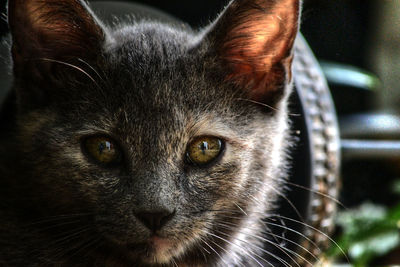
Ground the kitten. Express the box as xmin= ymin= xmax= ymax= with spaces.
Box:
xmin=0 ymin=0 xmax=301 ymax=266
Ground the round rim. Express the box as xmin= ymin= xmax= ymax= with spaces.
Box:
xmin=291 ymin=34 xmax=341 ymax=265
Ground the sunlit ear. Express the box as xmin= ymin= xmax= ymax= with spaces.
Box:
xmin=8 ymin=0 xmax=106 ymax=74
xmin=8 ymin=0 xmax=107 ymax=110
xmin=206 ymin=0 xmax=300 ymax=105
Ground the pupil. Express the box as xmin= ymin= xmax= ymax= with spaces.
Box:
xmin=99 ymin=142 xmax=105 ymax=154
xmin=99 ymin=141 xmax=112 ymax=155
xmin=200 ymin=141 xmax=209 ymax=155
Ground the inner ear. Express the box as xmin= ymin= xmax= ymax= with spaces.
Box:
xmin=206 ymin=0 xmax=300 ymax=105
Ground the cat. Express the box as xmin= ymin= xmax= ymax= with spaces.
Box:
xmin=0 ymin=0 xmax=302 ymax=266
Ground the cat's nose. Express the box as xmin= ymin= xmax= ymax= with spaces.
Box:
xmin=134 ymin=209 xmax=175 ymax=232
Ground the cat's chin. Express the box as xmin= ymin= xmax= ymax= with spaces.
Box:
xmin=125 ymin=235 xmax=180 ymax=265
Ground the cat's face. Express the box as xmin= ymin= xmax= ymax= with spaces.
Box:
xmin=8 ymin=0 xmax=299 ymax=265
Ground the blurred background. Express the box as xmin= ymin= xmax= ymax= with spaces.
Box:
xmin=0 ymin=0 xmax=399 ymax=265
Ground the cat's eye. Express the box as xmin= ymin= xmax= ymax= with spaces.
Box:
xmin=83 ymin=136 xmax=122 ymax=166
xmin=186 ymin=136 xmax=223 ymax=166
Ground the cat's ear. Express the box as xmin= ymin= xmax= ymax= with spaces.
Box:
xmin=8 ymin=0 xmax=106 ymax=74
xmin=206 ymin=0 xmax=300 ymax=105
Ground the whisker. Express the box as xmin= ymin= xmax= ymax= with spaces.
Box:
xmin=200 ymin=236 xmax=230 ymax=266
xmin=213 ymin=227 xmax=294 ymax=267
xmin=48 ymin=227 xmax=92 ymax=247
xmin=28 ymin=220 xmax=85 ymax=233
xmin=206 ymin=231 xmax=270 ymax=267
xmin=234 ymin=202 xmax=248 ymax=216
xmin=81 ymin=237 xmax=104 ymax=259
xmin=25 ymin=212 xmax=93 ymax=226
xmin=266 ymin=184 xmax=305 ymax=222
xmin=218 ymin=218 xmax=312 ymax=267
xmin=271 ymin=214 xmax=349 ymax=263
xmin=26 ymin=226 xmax=93 ymax=261
xmin=195 ymin=242 xmax=209 ymax=263
xmin=66 ymin=236 xmax=102 ymax=262
xmin=235 ymin=97 xmax=279 ymax=112
xmin=35 ymin=58 xmax=101 ymax=90
xmin=235 ymin=97 xmax=301 ymax=117
xmin=208 ymin=239 xmax=246 ymax=267
xmin=217 ymin=219 xmax=317 ymax=264
xmin=198 ymin=236 xmax=212 ymax=255
xmin=77 ymin=58 xmax=105 ymax=83
xmin=262 ymin=219 xmax=321 ymax=253
xmin=264 ymin=229 xmax=318 ymax=263
xmin=212 ymin=210 xmax=323 ymax=260
xmin=210 ymin=210 xmax=320 ymax=252
xmin=200 ymin=237 xmax=211 ymax=256
xmin=284 ymin=180 xmax=345 ymax=209
xmin=171 ymin=258 xmax=178 ymax=267
xmin=51 ymin=234 xmax=95 ymax=262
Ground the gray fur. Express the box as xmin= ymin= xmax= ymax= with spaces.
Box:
xmin=0 ymin=0 xmax=300 ymax=266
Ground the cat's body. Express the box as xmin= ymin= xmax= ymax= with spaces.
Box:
xmin=0 ymin=0 xmax=301 ymax=266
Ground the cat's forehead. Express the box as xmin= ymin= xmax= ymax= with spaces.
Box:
xmin=103 ymin=24 xmax=204 ymax=97
xmin=108 ymin=23 xmax=195 ymax=63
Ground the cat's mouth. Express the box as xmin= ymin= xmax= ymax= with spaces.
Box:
xmin=126 ymin=235 xmax=177 ymax=264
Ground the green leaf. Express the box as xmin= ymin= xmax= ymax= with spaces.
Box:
xmin=349 ymin=230 xmax=400 ymax=265
xmin=326 ymin=202 xmax=400 ymax=265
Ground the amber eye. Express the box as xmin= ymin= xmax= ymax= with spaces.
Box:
xmin=83 ymin=136 xmax=122 ymax=166
xmin=187 ymin=136 xmax=223 ymax=166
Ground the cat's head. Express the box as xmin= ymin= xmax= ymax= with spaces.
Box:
xmin=8 ymin=0 xmax=300 ymax=265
